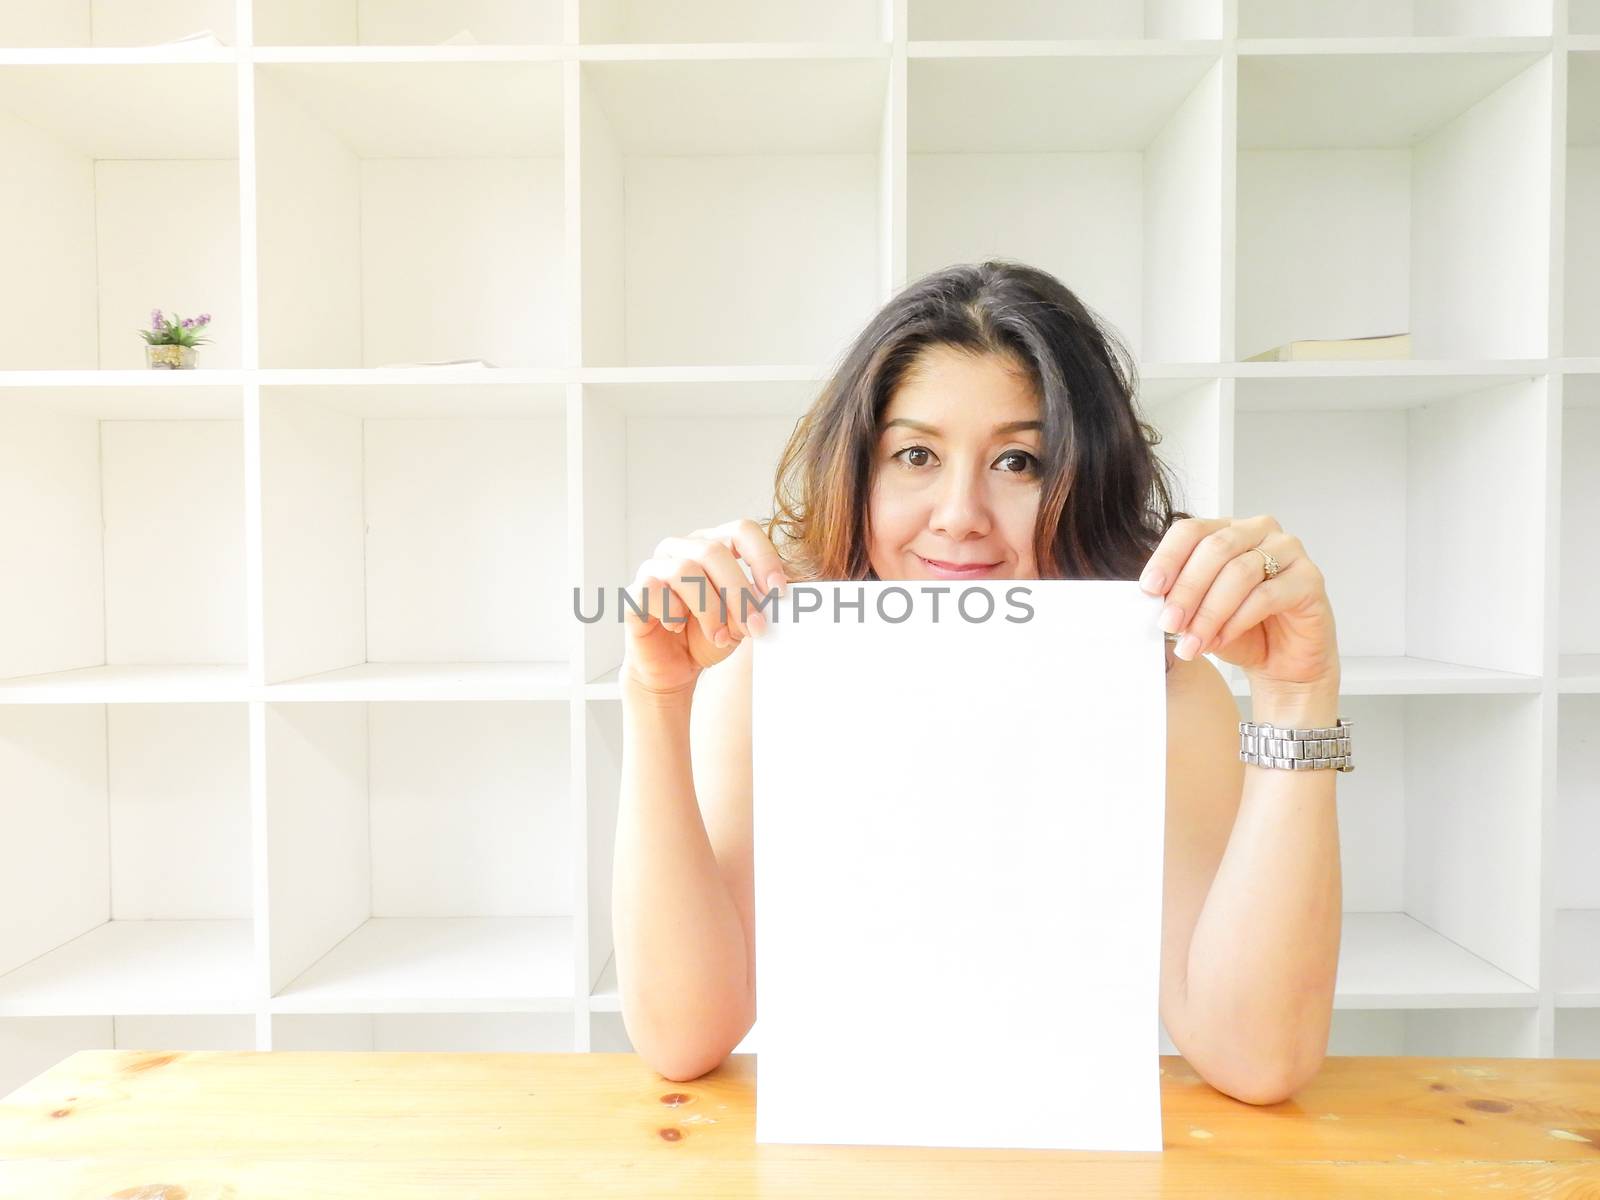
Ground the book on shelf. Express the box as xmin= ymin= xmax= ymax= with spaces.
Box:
xmin=375 ymin=358 xmax=499 ymax=369
xmin=1243 ymin=332 xmax=1411 ymax=362
xmin=151 ymin=30 xmax=227 ymax=49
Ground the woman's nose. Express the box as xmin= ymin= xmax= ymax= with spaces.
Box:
xmin=929 ymin=462 xmax=992 ymax=539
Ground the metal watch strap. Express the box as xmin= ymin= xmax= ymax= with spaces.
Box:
xmin=1239 ymin=717 xmax=1354 ymax=772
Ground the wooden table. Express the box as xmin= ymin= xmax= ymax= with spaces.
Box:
xmin=2 ymin=1051 xmax=1597 ymax=1197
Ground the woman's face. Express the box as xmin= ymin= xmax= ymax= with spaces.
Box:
xmin=867 ymin=344 xmax=1044 ymax=582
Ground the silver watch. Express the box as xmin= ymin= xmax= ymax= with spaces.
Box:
xmin=1239 ymin=717 xmax=1354 ymax=772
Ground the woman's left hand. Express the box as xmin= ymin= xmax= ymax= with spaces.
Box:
xmin=1139 ymin=515 xmax=1340 ymax=693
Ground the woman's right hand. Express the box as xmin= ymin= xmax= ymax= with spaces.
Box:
xmin=620 ymin=518 xmax=791 ymax=697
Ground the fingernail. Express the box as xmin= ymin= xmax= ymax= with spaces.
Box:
xmin=1159 ymin=603 xmax=1183 ymax=633
xmin=1140 ymin=567 xmax=1165 ymax=594
xmin=1176 ymin=634 xmax=1199 ymax=660
xmin=767 ymin=571 xmax=788 ymax=596
xmin=748 ymin=610 xmax=768 ymax=636
xmin=714 ymin=627 xmax=732 ymax=648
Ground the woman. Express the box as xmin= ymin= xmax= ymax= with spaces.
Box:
xmin=612 ymin=260 xmax=1343 ymax=1106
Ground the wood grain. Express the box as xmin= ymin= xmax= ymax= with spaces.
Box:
xmin=1 ymin=1052 xmax=1596 ymax=1198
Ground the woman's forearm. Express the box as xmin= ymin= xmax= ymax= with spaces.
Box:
xmin=1175 ymin=681 xmax=1344 ymax=1104
xmin=613 ymin=679 xmax=754 ymax=1081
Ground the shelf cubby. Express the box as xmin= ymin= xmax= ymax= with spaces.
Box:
xmin=591 ymin=1011 xmax=634 ymax=1053
xmin=0 ymin=388 xmax=247 ymax=698
xmin=1237 ymin=0 xmax=1550 ymax=39
xmin=272 ymin=1011 xmax=573 ymax=1050
xmin=579 ymin=56 xmax=888 ymax=367
xmin=265 ymin=700 xmax=574 ymax=1013
xmin=254 ymin=60 xmax=565 ymax=369
xmin=259 ymin=384 xmax=568 ymax=695
xmin=1556 ymin=910 xmax=1600 ymax=1006
xmin=0 ymin=2 xmax=236 ymax=49
xmin=577 ymin=381 xmax=813 ymax=682
xmin=0 ymin=704 xmax=254 ymax=1016
xmin=907 ymin=0 xmax=1222 ymax=42
xmin=1228 ymin=692 xmax=1543 ymax=1007
xmin=908 ymin=49 xmax=1223 ymax=364
xmin=1327 ymin=1008 xmax=1540 ymax=1056
xmin=1134 ymin=377 xmax=1224 ymax=519
xmin=591 ymin=949 xmax=619 ymax=1012
xmin=585 ymin=703 xmax=623 ymax=1007
xmin=1555 ymin=1010 xmax=1600 ymax=1057
xmin=1554 ymin=696 xmax=1599 ymax=1006
xmin=1236 ymin=48 xmax=1551 ymax=361
xmin=579 ymin=0 xmax=882 ymax=44
xmin=0 ymin=63 xmax=239 ymax=371
xmin=254 ymin=1 xmax=562 ymax=47
xmin=1233 ymin=374 xmax=1548 ymax=684
xmin=1568 ymin=53 xmax=1600 ymax=358
xmin=1560 ymin=377 xmax=1600 ymax=687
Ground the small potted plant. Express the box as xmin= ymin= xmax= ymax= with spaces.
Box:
xmin=138 ymin=308 xmax=213 ymax=369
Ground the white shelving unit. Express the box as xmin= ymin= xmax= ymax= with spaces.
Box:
xmin=0 ymin=0 xmax=1595 ymax=1092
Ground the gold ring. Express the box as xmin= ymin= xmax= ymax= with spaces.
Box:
xmin=1251 ymin=546 xmax=1280 ymax=580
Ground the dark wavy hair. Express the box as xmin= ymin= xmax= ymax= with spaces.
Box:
xmin=766 ymin=259 xmax=1192 ymax=582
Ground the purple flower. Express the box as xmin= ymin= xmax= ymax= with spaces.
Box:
xmin=198 ymin=313 xmax=211 ymax=324
xmin=150 ymin=308 xmax=164 ymax=331
xmin=181 ymin=317 xmax=194 ymax=329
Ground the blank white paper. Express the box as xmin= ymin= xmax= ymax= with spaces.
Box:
xmin=750 ymin=579 xmax=1168 ymax=1152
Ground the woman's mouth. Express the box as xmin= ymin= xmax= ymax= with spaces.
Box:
xmin=916 ymin=554 xmax=1000 ymax=579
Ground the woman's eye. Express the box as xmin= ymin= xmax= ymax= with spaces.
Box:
xmin=997 ymin=450 xmax=1040 ymax=475
xmin=893 ymin=446 xmax=933 ymax=468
